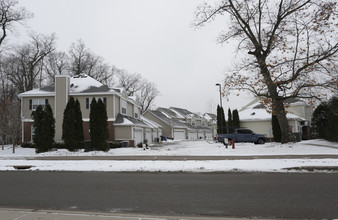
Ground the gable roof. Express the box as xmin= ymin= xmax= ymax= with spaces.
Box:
xmin=169 ymin=107 xmax=204 ymax=120
xmin=203 ymin=113 xmax=217 ymax=121
xmin=240 ymin=108 xmax=305 ymax=121
xmin=18 ymin=74 xmax=115 ymax=97
xmin=70 ymin=74 xmax=109 ymax=93
xmin=114 ymin=113 xmax=149 ymax=127
xmin=148 ymin=110 xmax=186 ymax=128
xmin=140 ymin=115 xmax=162 ymax=129
xmin=157 ymin=107 xmax=185 ymax=120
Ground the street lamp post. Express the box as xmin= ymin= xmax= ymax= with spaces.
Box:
xmin=215 ymin=83 xmax=222 ymax=108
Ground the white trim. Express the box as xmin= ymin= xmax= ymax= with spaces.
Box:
xmin=20 ymin=97 xmax=24 ymax=142
xmin=18 ymin=91 xmax=119 ymax=98
xmin=82 ymin=118 xmax=115 ymax=122
xmin=18 ymin=92 xmax=55 ymax=98
xmin=23 ymin=119 xmax=34 ymax=122
xmin=31 ymin=125 xmax=35 ymax=142
xmin=70 ymin=91 xmax=118 ymax=96
xmin=66 ymin=76 xmax=69 ymax=106
xmin=113 ymin=94 xmax=116 ymax=119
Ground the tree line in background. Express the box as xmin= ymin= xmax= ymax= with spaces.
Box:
xmin=216 ymin=105 xmax=240 ymax=134
xmin=0 ymin=0 xmax=159 ymax=147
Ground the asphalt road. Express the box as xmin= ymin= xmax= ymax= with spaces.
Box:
xmin=0 ymin=171 xmax=337 ymax=219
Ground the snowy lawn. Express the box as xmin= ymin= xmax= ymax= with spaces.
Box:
xmin=1 ymin=139 xmax=337 ymax=172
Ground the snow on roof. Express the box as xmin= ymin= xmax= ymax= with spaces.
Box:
xmin=128 ymin=96 xmax=137 ymax=102
xmin=203 ymin=113 xmax=216 ymax=121
xmin=159 ymin=110 xmax=172 ymax=119
xmin=140 ymin=116 xmax=162 ymax=129
xmin=240 ymin=108 xmax=305 ymax=121
xmin=18 ymin=88 xmax=54 ymax=97
xmin=169 ymin=108 xmax=186 ymax=119
xmin=70 ymin=74 xmax=104 ymax=93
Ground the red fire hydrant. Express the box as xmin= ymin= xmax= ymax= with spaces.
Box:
xmin=232 ymin=139 xmax=235 ymax=149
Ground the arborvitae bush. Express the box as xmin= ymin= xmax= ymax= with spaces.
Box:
xmin=62 ymin=97 xmax=76 ymax=151
xmin=74 ymin=99 xmax=84 ymax=149
xmin=220 ymin=106 xmax=227 ymax=133
xmin=89 ymin=98 xmax=98 ymax=150
xmin=44 ymin=104 xmax=55 ymax=150
xmin=217 ymin=105 xmax=227 ymax=134
xmin=32 ymin=104 xmax=55 ymax=153
xmin=217 ymin=105 xmax=221 ymax=134
xmin=90 ymin=98 xmax=110 ymax=151
xmin=32 ymin=105 xmax=44 ymax=153
xmin=228 ymin=108 xmax=234 ymax=133
xmin=232 ymin=109 xmax=240 ymax=129
xmin=272 ymin=115 xmax=282 ymax=142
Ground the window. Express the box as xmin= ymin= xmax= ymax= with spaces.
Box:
xmin=121 ymin=100 xmax=127 ymax=115
xmin=86 ymin=97 xmax=106 ymax=109
xmin=29 ymin=99 xmax=48 ymax=110
xmin=134 ymin=107 xmax=139 ymax=119
xmin=237 ymin=129 xmax=252 ymax=134
xmin=122 ymin=107 xmax=127 ymax=114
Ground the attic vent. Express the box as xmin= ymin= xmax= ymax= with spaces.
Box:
xmin=70 ymin=83 xmax=74 ymax=88
xmin=251 ymin=112 xmax=256 ymax=116
xmin=73 ymin=74 xmax=88 ymax=78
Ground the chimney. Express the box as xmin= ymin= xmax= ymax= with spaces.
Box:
xmin=54 ymin=75 xmax=70 ymax=141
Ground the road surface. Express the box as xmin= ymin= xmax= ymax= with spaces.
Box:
xmin=0 ymin=171 xmax=337 ymax=219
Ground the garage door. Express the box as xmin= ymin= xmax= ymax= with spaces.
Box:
xmin=174 ymin=130 xmax=185 ymax=140
xmin=134 ymin=128 xmax=143 ymax=145
xmin=205 ymin=131 xmax=212 ymax=139
xmin=145 ymin=129 xmax=152 ymax=144
xmin=188 ymin=131 xmax=197 ymax=140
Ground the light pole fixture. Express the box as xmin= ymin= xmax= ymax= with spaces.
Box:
xmin=215 ymin=83 xmax=222 ymax=108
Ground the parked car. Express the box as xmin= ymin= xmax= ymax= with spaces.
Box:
xmin=217 ymin=128 xmax=268 ymax=144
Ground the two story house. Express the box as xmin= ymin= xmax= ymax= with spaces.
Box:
xmin=18 ymin=74 xmax=161 ymax=147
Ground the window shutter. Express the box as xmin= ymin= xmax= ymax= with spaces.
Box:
xmin=86 ymin=98 xmax=89 ymax=109
xmin=29 ymin=99 xmax=32 ymax=110
xmin=103 ymin=97 xmax=107 ymax=106
xmin=45 ymin=99 xmax=48 ymax=105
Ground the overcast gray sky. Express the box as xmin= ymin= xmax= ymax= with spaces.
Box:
xmin=15 ymin=0 xmax=253 ymax=113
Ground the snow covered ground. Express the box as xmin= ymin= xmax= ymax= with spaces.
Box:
xmin=1 ymin=139 xmax=337 ymax=172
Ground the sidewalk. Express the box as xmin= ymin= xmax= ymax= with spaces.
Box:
xmin=28 ymin=154 xmax=338 ymax=160
xmin=0 ymin=208 xmax=264 ymax=220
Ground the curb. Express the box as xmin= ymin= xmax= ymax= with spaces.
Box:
xmin=284 ymin=166 xmax=338 ymax=171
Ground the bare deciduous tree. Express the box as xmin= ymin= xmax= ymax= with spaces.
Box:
xmin=44 ymin=51 xmax=69 ymax=83
xmin=6 ymin=33 xmax=56 ymax=92
xmin=69 ymin=39 xmax=90 ymax=76
xmin=112 ymin=66 xmax=159 ymax=112
xmin=68 ymin=39 xmax=114 ymax=86
xmin=115 ymin=69 xmax=143 ymax=96
xmin=136 ymin=81 xmax=159 ymax=113
xmin=0 ymin=62 xmax=20 ymax=151
xmin=0 ymin=0 xmax=32 ymax=47
xmin=195 ymin=0 xmax=338 ymax=143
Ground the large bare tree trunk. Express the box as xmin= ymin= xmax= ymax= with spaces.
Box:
xmin=273 ymin=98 xmax=290 ymax=144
